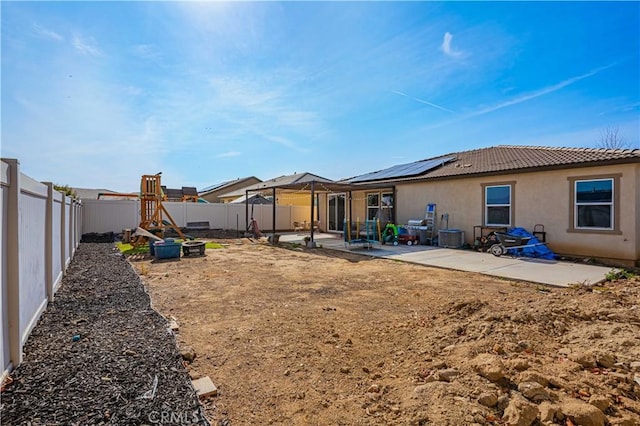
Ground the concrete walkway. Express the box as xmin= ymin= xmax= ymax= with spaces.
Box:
xmin=278 ymin=233 xmax=612 ymax=287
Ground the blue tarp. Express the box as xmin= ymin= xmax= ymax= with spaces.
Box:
xmin=504 ymin=227 xmax=557 ymax=260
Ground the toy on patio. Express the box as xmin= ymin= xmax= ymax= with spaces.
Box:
xmin=383 ymin=224 xmax=418 ymax=246
xmin=344 ymin=218 xmax=382 ymax=249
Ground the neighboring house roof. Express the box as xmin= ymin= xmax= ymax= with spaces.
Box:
xmin=219 ymin=172 xmax=335 ymax=198
xmin=344 ymin=145 xmax=640 ymax=184
xmin=161 ymin=186 xmax=183 ymax=200
xmin=230 ymin=194 xmax=273 ymax=204
xmin=161 ymin=186 xmax=199 ymax=200
xmin=182 ymin=186 xmax=198 ymax=197
xmin=199 ymin=176 xmax=261 ymax=195
xmin=73 ymin=188 xmax=118 ymax=200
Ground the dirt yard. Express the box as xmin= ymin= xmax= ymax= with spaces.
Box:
xmin=130 ymin=239 xmax=640 ymax=426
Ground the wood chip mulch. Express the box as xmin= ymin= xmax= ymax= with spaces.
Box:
xmin=1 ymin=243 xmax=209 ymax=425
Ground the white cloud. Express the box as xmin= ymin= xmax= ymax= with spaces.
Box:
xmin=33 ymin=23 xmax=63 ymax=41
xmin=419 ymin=63 xmax=617 ymax=134
xmin=72 ymin=34 xmax=103 ymax=57
xmin=391 ymin=90 xmax=455 ymax=113
xmin=466 ymin=63 xmax=615 ymax=118
xmin=440 ymin=32 xmax=464 ymax=58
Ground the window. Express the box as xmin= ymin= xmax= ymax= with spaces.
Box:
xmin=366 ymin=191 xmax=394 ymax=222
xmin=485 ymin=185 xmax=511 ymax=226
xmin=380 ymin=192 xmax=394 ymax=223
xmin=574 ymin=178 xmax=613 ymax=230
xmin=367 ymin=193 xmax=379 ymax=220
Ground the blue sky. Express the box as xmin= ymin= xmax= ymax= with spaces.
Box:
xmin=2 ymin=1 xmax=639 ymax=192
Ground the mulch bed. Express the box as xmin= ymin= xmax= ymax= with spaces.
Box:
xmin=1 ymin=243 xmax=209 ymax=425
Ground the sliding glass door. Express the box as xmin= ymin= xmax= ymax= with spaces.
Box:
xmin=328 ymin=194 xmax=346 ymax=232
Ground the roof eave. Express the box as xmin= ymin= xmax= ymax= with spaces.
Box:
xmin=355 ymin=157 xmax=640 ymax=185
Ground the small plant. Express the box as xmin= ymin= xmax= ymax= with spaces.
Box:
xmin=139 ymin=264 xmax=150 ymax=275
xmin=569 ymin=280 xmax=592 ymax=290
xmin=605 ymin=268 xmax=636 ymax=281
xmin=54 ymin=183 xmax=77 ymax=199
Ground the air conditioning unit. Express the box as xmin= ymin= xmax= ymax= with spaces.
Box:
xmin=438 ymin=229 xmax=465 ymax=248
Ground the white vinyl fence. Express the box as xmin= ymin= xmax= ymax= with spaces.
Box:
xmin=1 ymin=159 xmax=82 ymax=379
xmin=82 ymin=199 xmax=314 ymax=234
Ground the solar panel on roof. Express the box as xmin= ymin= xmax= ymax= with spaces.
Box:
xmin=349 ymin=157 xmax=456 ymax=183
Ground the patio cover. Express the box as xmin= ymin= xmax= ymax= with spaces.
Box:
xmin=243 ymin=177 xmax=394 ymax=245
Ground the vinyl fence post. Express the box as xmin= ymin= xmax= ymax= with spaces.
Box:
xmin=272 ymin=187 xmax=276 ymax=240
xmin=4 ymin=159 xmax=22 ymax=367
xmin=68 ymin=197 xmax=74 ymax=258
xmin=44 ymin=182 xmax=54 ymax=302
xmin=60 ymin=193 xmax=66 ymax=273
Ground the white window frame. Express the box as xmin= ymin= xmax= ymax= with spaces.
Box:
xmin=380 ymin=192 xmax=394 ymax=222
xmin=574 ymin=178 xmax=614 ymax=230
xmin=366 ymin=191 xmax=394 ymax=222
xmin=485 ymin=185 xmax=511 ymax=227
xmin=366 ymin=193 xmax=380 ymax=221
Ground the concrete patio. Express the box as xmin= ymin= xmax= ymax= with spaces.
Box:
xmin=278 ymin=232 xmax=613 ymax=287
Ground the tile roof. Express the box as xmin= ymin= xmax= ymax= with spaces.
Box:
xmin=348 ymin=145 xmax=640 ymax=184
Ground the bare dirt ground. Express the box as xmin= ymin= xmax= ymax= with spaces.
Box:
xmin=130 ymin=239 xmax=640 ymax=426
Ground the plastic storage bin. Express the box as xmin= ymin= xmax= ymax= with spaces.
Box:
xmin=153 ymin=238 xmax=182 ymax=260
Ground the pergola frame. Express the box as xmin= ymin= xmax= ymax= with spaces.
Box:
xmin=244 ymin=180 xmax=395 ymax=245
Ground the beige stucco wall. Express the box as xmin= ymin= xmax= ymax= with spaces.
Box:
xmin=636 ymin=163 xmax=640 ymax=264
xmin=390 ymin=163 xmax=639 ymax=266
xmin=277 ymin=192 xmax=313 ymax=207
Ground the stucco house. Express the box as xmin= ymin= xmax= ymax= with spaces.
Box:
xmin=73 ymin=187 xmax=118 ymax=200
xmin=199 ymin=176 xmax=262 ymax=203
xmin=317 ymin=145 xmax=639 ymax=267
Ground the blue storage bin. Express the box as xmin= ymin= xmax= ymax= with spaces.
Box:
xmin=154 ymin=239 xmax=181 ymax=260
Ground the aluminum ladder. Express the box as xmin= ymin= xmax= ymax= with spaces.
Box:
xmin=424 ymin=203 xmax=436 ymax=244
